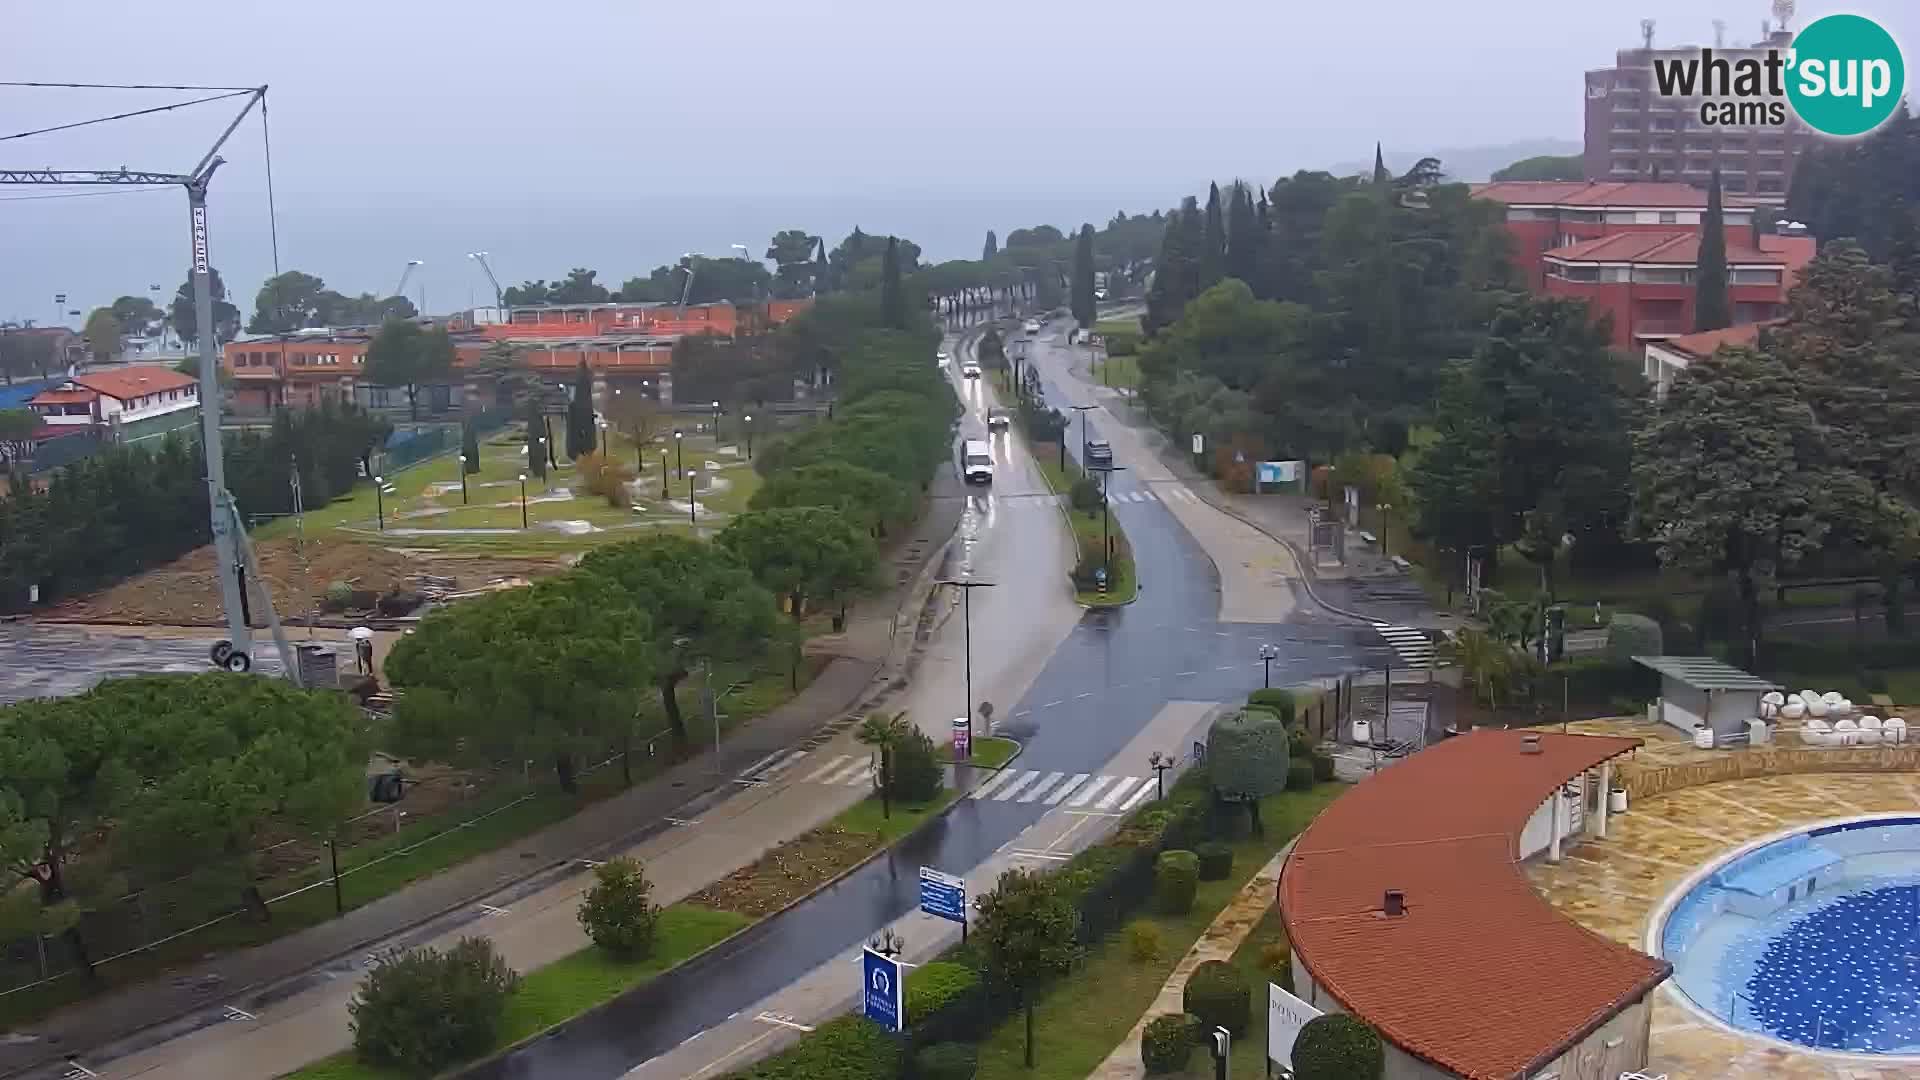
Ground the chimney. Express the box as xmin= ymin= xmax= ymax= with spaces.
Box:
xmin=1383 ymin=890 xmax=1406 ymax=917
xmin=1521 ymin=733 xmax=1543 ymax=754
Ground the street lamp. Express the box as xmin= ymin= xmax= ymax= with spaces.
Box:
xmin=1147 ymin=750 xmax=1174 ymax=801
xmin=710 ymin=399 xmax=722 ymax=442
xmin=743 ymin=413 xmax=754 ymax=459
xmin=373 ymin=474 xmax=395 ymax=531
xmin=597 ymin=415 xmax=608 ymax=456
xmin=518 ymin=473 xmax=529 ymax=529
xmin=673 ymin=429 xmax=685 ymax=479
xmin=457 ymin=454 xmax=469 ymax=504
xmin=1087 ymin=462 xmax=1127 ymax=580
xmin=1258 ymin=643 xmax=1279 ymax=689
xmin=1377 ymin=502 xmax=1393 ymax=558
xmin=660 ymin=448 xmax=669 ymax=498
xmin=935 ymin=577 xmax=997 ymax=741
xmin=1068 ymin=404 xmax=1094 ymax=472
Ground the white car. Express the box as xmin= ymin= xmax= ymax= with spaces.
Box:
xmin=936 ymin=350 xmax=950 ymax=364
xmin=961 ymin=361 xmax=982 ymax=378
xmin=1023 ymin=319 xmax=1041 ymax=335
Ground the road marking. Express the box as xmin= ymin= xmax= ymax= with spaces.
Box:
xmin=223 ymin=1005 xmax=257 ymax=1022
xmin=575 ymin=858 xmax=605 ymax=869
xmin=1121 ymin=781 xmax=1159 ymax=811
xmin=968 ymin=769 xmax=1018 ymax=800
xmin=1138 ymin=490 xmax=1159 ymax=502
xmin=62 ymin=1065 xmax=100 ymax=1079
xmin=666 ymin=817 xmax=700 ymax=827
xmin=1010 ymin=848 xmax=1071 ymax=861
xmin=842 ymin=763 xmax=877 ymax=788
xmin=801 ymin=754 xmax=853 ymax=783
xmin=759 ymin=749 xmax=810 ymax=779
xmin=1020 ymin=771 xmax=1066 ymax=803
xmin=1176 ymin=670 xmax=1198 ymax=677
xmin=1067 ymin=775 xmax=1114 ymax=807
xmin=1042 ymin=699 xmax=1064 ymax=708
xmin=685 ymin=1029 xmax=780 ymax=1079
xmin=1014 ymin=709 xmax=1032 ymax=718
xmin=477 ymin=903 xmax=509 ymax=916
xmin=819 ymin=758 xmax=868 ymax=786
xmin=1064 ymin=809 xmax=1125 ymax=818
xmin=994 ymin=771 xmax=1040 ymax=801
xmin=1216 ymin=665 xmax=1234 ymax=671
xmin=1096 ymin=777 xmax=1146 ymax=810
xmin=1045 ymin=773 xmax=1089 ymax=804
xmin=1214 ymin=631 xmax=1232 ymax=637
xmin=755 ymin=1012 xmax=815 ymax=1033
xmin=1074 ymin=692 xmax=1092 ymax=699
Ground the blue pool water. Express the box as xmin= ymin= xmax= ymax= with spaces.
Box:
xmin=1659 ymin=817 xmax=1920 ymax=1055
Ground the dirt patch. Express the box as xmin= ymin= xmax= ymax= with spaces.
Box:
xmin=687 ymin=825 xmax=883 ymax=918
xmin=40 ymin=536 xmax=566 ymax=626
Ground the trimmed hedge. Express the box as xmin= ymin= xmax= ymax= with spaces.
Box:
xmin=1605 ymin=612 xmax=1663 ymax=660
xmin=906 ymin=961 xmax=979 ymax=1020
xmin=1292 ymin=1014 xmax=1386 ymax=1080
xmin=913 ymin=1041 xmax=978 ymax=1080
xmin=1181 ymin=959 xmax=1251 ymax=1036
xmin=1208 ymin=708 xmax=1290 ymax=799
xmin=727 ymin=1015 xmax=902 ymax=1080
xmin=1155 ymin=849 xmax=1200 ymax=914
xmin=1286 ymin=758 xmax=1316 ymax=791
xmin=1310 ymin=750 xmax=1336 ymax=782
xmin=1245 ymin=688 xmax=1298 ymax=725
xmin=1141 ymin=1013 xmax=1195 ymax=1074
xmin=1195 ymin=841 xmax=1234 ymax=881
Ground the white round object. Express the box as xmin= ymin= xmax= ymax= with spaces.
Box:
xmin=1809 ymin=699 xmax=1830 ymax=718
xmin=1787 ymin=692 xmax=1804 ymax=705
xmin=1760 ymin=701 xmax=1780 ymax=720
xmin=1824 ymin=691 xmax=1845 ymax=706
xmin=1693 ymin=725 xmax=1714 ymax=749
xmin=1804 ymin=716 xmax=1831 ymax=746
xmin=1801 ymin=689 xmax=1820 ymax=705
xmin=1782 ymin=701 xmax=1807 ymax=719
xmin=1860 ymin=716 xmax=1884 ymax=744
xmin=350 ymin=626 xmax=375 ymax=641
xmin=1763 ymin=691 xmax=1786 ymax=707
xmin=1886 ymin=717 xmax=1908 ymax=744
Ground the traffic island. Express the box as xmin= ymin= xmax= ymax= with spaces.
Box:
xmin=1033 ymin=444 xmax=1138 ymax=607
xmin=943 ymin=735 xmax=1021 ymax=770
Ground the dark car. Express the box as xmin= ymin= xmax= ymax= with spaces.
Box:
xmin=1085 ymin=439 xmax=1114 ymax=469
xmin=987 ymin=408 xmax=1011 ymax=431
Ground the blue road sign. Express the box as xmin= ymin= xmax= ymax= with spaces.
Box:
xmin=918 ymin=866 xmax=966 ymax=923
xmin=862 ymin=947 xmax=903 ymax=1032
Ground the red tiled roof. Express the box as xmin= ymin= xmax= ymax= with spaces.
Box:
xmin=1660 ymin=322 xmax=1771 ymax=359
xmin=1471 ymin=180 xmax=1764 ymax=209
xmin=1543 ymin=231 xmax=1780 ymax=265
xmin=70 ymin=365 xmax=197 ymax=402
xmin=27 ymin=389 xmax=95 ymax=405
xmin=1280 ymin=729 xmax=1667 ymax=1080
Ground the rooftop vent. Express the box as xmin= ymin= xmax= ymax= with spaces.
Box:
xmin=1520 ymin=734 xmax=1543 ymax=755
xmin=1383 ymin=889 xmax=1406 ymax=917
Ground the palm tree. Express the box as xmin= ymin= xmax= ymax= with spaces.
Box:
xmin=855 ymin=712 xmax=911 ymax=819
xmin=1453 ymin=629 xmax=1514 ymax=727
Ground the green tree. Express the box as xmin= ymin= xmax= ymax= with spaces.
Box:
xmin=168 ymin=268 xmax=241 ymax=348
xmin=1785 ymin=109 xmax=1919 ymax=263
xmin=81 ymin=309 xmax=121 ymax=363
xmin=982 ymin=230 xmax=998 ymax=260
xmin=767 ymin=229 xmax=822 ymax=298
xmin=1145 ymin=196 xmax=1204 ymax=336
xmin=1071 ymin=224 xmax=1097 ymax=328
xmin=1694 ymin=168 xmax=1731 ymax=332
xmin=107 ymin=295 xmax=163 ymax=337
xmin=1225 ymin=181 xmax=1260 ymax=286
xmin=855 ymin=711 xmax=910 ymax=818
xmin=461 ymin=420 xmax=480 ymax=475
xmin=1633 ymin=345 xmax=1878 ymax=667
xmin=1491 ymin=154 xmax=1585 ymax=181
xmin=974 ymin=867 xmax=1081 ymax=1067
xmin=717 ymin=507 xmax=877 ymax=620
xmin=576 ymin=856 xmax=659 ymax=960
xmin=577 ymin=535 xmax=780 ymax=744
xmin=247 ymin=270 xmax=332 ymax=334
xmin=1292 ymin=1014 xmax=1386 ymax=1080
xmin=349 ymin=938 xmax=519 ymax=1072
xmin=364 ymin=320 xmax=454 ymax=421
xmin=749 ymin=461 xmax=914 ymax=536
xmin=385 ymin=579 xmax=656 ymax=791
xmin=1201 ymin=182 xmax=1227 ymax=288
xmin=880 ymin=236 xmax=908 ymax=329
xmin=0 ymin=325 xmax=59 ymax=384
xmin=471 ymin=340 xmax=530 ymax=407
xmin=0 ymin=408 xmax=41 ymax=466
xmin=1370 ymin=142 xmax=1390 ymax=185
xmin=566 ymin=359 xmax=596 ymax=460
xmin=548 ymin=268 xmax=611 ymax=304
xmin=523 ymin=397 xmax=549 ymax=480
xmin=318 ymin=291 xmax=415 ymax=326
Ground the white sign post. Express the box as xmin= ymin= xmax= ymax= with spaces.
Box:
xmin=1268 ymin=982 xmax=1321 ymax=1075
xmin=1192 ymin=432 xmax=1205 ymax=456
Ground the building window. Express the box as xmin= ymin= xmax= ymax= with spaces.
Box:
xmin=1633 ymin=267 xmax=1692 ymax=285
xmin=1658 ymin=211 xmax=1678 ymax=224
xmin=1757 ymin=178 xmax=1785 ymax=193
xmin=1564 ymin=210 xmax=1604 ymax=224
xmin=1550 ymin=264 xmax=1601 ymax=282
xmin=1601 ymin=266 xmax=1632 ymax=283
xmin=1605 ymin=210 xmax=1638 ymax=224
xmin=1724 ymin=177 xmax=1748 ymax=193
xmin=1731 ymin=268 xmax=1783 ymax=286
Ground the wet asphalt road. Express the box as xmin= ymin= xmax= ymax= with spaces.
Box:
xmin=460 ymin=318 xmax=1393 ymax=1078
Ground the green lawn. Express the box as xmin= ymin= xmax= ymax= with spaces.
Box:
xmin=285 ymin=904 xmax=751 ymax=1080
xmin=833 ymin=787 xmax=962 ymax=846
xmin=944 ymin=735 xmax=1019 ymax=769
xmin=1029 ymin=446 xmax=1139 ymax=607
xmin=971 ymin=783 xmax=1341 ymax=1080
xmin=1093 ymin=353 xmax=1141 ymax=390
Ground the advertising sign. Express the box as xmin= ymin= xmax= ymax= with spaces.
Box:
xmin=1268 ymin=982 xmax=1321 ymax=1073
xmin=862 ymin=947 xmax=903 ymax=1032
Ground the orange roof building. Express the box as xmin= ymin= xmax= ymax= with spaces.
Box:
xmin=27 ymin=365 xmax=202 ymax=445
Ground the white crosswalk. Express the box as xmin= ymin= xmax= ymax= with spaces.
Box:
xmin=964 ymin=768 xmax=1156 ymax=809
xmin=796 ymin=754 xmax=877 ymax=788
xmin=983 ymin=487 xmax=1201 ymax=509
xmin=1373 ymin=623 xmax=1437 ymax=668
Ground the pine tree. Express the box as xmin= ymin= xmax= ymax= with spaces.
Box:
xmin=1694 ymin=168 xmax=1731 ymax=332
xmin=1371 ymin=143 xmax=1391 ymax=185
xmin=461 ymin=420 xmax=480 ymax=475
xmin=1226 ymin=181 xmax=1260 ymax=285
xmin=565 ymin=359 xmax=596 ymax=459
xmin=983 ymin=231 xmax=999 ymax=261
xmin=1071 ymin=225 xmax=1096 ymax=328
xmin=880 ymin=236 xmax=907 ymax=328
xmin=1201 ymin=182 xmax=1226 ymax=288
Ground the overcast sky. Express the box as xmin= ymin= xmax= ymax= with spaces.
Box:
xmin=3 ymin=0 xmax=1914 ymax=327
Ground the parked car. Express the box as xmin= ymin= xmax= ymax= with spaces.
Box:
xmin=1085 ymin=438 xmax=1114 ymax=469
xmin=987 ymin=407 xmax=1011 ymax=431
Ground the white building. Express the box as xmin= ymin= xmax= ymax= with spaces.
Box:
xmin=27 ymin=365 xmax=202 ymax=444
xmin=1641 ymin=322 xmax=1769 ymax=399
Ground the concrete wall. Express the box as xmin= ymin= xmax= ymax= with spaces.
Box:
xmin=1530 ymin=994 xmax=1653 ymax=1080
xmin=1621 ymin=746 xmax=1920 ymax=800
xmin=1287 ymin=962 xmax=1459 ymax=1080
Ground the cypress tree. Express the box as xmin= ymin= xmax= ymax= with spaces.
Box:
xmin=1201 ymin=182 xmax=1227 ymax=288
xmin=524 ymin=397 xmax=548 ymax=479
xmin=983 ymin=230 xmax=999 ymax=261
xmin=1071 ymin=225 xmax=1097 ymax=328
xmin=1694 ymin=168 xmax=1731 ymax=332
xmin=1226 ymin=181 xmax=1260 ymax=285
xmin=812 ymin=237 xmax=830 ymax=293
xmin=565 ymin=359 xmax=595 ymax=459
xmin=461 ymin=419 xmax=480 ymax=475
xmin=880 ymin=236 xmax=907 ymax=328
xmin=1372 ymin=142 xmax=1391 ymax=185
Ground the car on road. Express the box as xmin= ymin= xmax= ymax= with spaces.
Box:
xmin=1085 ymin=438 xmax=1114 ymax=470
xmin=936 ymin=350 xmax=949 ymax=364
xmin=961 ymin=360 xmax=982 ymax=378
xmin=987 ymin=408 xmax=1011 ymax=431
xmin=960 ymin=439 xmax=994 ymax=484
xmin=1023 ymin=319 xmax=1041 ymax=335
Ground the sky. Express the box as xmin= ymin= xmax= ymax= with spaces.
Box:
xmin=3 ymin=0 xmax=1915 ymax=328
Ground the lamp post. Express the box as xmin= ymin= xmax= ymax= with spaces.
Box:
xmin=660 ymin=448 xmax=669 ymax=498
xmin=597 ymin=416 xmax=608 ymax=456
xmin=1088 ymin=462 xmax=1126 ymax=577
xmin=743 ymin=413 xmax=754 ymax=459
xmin=1378 ymin=502 xmax=1392 ymax=558
xmin=1068 ymin=404 xmax=1094 ymax=472
xmin=457 ymin=454 xmax=470 ymax=504
xmin=936 ymin=577 xmax=996 ymax=741
xmin=1258 ymin=643 xmax=1279 ymax=689
xmin=688 ymin=460 xmax=698 ymax=525
xmin=373 ymin=475 xmax=391 ymax=531
xmin=1148 ymin=750 xmax=1173 ymax=801
xmin=518 ymin=473 xmax=528 ymax=529
xmin=710 ymin=399 xmax=722 ymax=443
xmin=674 ymin=429 xmax=685 ymax=480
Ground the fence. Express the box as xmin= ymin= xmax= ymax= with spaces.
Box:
xmin=372 ymin=406 xmax=516 ymax=477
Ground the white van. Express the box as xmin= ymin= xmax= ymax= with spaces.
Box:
xmin=960 ymin=439 xmax=994 ymax=485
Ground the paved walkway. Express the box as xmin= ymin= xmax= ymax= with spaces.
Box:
xmin=1087 ymin=848 xmax=1291 ymax=1080
xmin=0 ymin=471 xmax=968 ymax=1078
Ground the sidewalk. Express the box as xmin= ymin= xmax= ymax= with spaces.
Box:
xmin=0 ymin=472 xmax=968 ymax=1078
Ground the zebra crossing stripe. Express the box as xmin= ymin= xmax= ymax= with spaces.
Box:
xmin=1120 ymin=780 xmax=1158 ymax=811
xmin=842 ymin=763 xmax=876 ymax=787
xmin=994 ymin=771 xmax=1041 ymax=801
xmin=1095 ymin=777 xmax=1146 ymax=810
xmin=760 ymin=750 xmax=808 ymax=779
xmin=1373 ymin=623 xmax=1436 ymax=665
xmin=968 ymin=769 xmax=1018 ymax=800
xmin=1067 ymin=775 xmax=1113 ymax=808
xmin=1137 ymin=490 xmax=1159 ymax=502
xmin=801 ymin=754 xmax=852 ymax=784
xmin=823 ymin=758 xmax=870 ymax=786
xmin=1046 ymin=773 xmax=1090 ymax=805
xmin=1020 ymin=771 xmax=1066 ymax=803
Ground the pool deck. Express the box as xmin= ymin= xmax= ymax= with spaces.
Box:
xmin=1530 ymin=718 xmax=1920 ymax=1078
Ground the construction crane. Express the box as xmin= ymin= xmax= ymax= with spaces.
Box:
xmin=467 ymin=251 xmax=505 ymax=310
xmin=0 ymin=88 xmax=301 ymax=683
xmin=395 ymin=259 xmax=423 ymax=307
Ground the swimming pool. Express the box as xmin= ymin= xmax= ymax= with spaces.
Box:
xmin=1653 ymin=815 xmax=1920 ymax=1057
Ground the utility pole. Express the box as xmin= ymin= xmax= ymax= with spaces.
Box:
xmin=936 ymin=577 xmax=996 ymax=741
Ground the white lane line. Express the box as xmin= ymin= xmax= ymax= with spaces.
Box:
xmin=1096 ymin=777 xmax=1146 ymax=810
xmin=1068 ymin=775 xmax=1114 ymax=808
xmin=1020 ymin=771 xmax=1066 ymax=803
xmin=842 ymin=763 xmax=876 ymax=788
xmin=223 ymin=1005 xmax=257 ymax=1021
xmin=1176 ymin=670 xmax=1199 ymax=677
xmin=1010 ymin=848 xmax=1072 ymax=861
xmin=1042 ymin=699 xmax=1064 ymax=708
xmin=477 ymin=903 xmax=510 ymax=916
xmin=1138 ymin=490 xmax=1159 ymax=501
xmin=994 ymin=771 xmax=1041 ymax=801
xmin=755 ymin=1012 xmax=815 ymax=1033
xmin=1121 ymin=781 xmax=1159 ymax=811
xmin=801 ymin=754 xmax=852 ymax=783
xmin=1014 ymin=709 xmax=1032 ymax=718
xmin=1074 ymin=692 xmax=1093 ymax=699
xmin=1045 ymin=773 xmax=1089 ymax=805
xmin=968 ymin=768 xmax=1018 ymax=800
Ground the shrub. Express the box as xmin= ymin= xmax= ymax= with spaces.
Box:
xmin=323 ymin=580 xmax=352 ymax=611
xmin=376 ymin=587 xmax=423 ymax=616
xmin=1070 ymin=474 xmax=1104 ymax=514
xmin=1195 ymin=841 xmax=1234 ymax=881
xmin=574 ymin=450 xmax=637 ymax=507
xmin=887 ymin=727 xmax=944 ymax=803
xmin=1287 ymin=726 xmax=1316 ymax=758
xmin=1292 ymin=1014 xmax=1386 ymax=1080
xmin=1310 ymin=750 xmax=1336 ymax=782
xmin=1141 ymin=1013 xmax=1194 ymax=1074
xmin=915 ymin=1042 xmax=978 ymax=1080
xmin=1181 ymin=959 xmax=1251 ymax=1036
xmin=731 ymin=1015 xmax=902 ymax=1080
xmin=577 ymin=857 xmax=659 ymax=959
xmin=348 ymin=937 xmax=518 ymax=1072
xmin=1155 ymin=850 xmax=1200 ymax=914
xmin=1286 ymin=758 xmax=1316 ymax=791
xmin=1258 ymin=941 xmax=1294 ymax=991
xmin=1208 ymin=708 xmax=1290 ymax=800
xmin=904 ymin=961 xmax=979 ymax=1019
xmin=1605 ymin=612 xmax=1663 ymax=660
xmin=1125 ymin=920 xmax=1164 ymax=963
xmin=1245 ymin=688 xmax=1298 ymax=725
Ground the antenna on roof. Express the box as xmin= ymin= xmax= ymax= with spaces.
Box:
xmin=1713 ymin=19 xmax=1726 ymax=47
xmin=1771 ymin=0 xmax=1795 ymax=33
xmin=1640 ymin=18 xmax=1655 ymax=50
